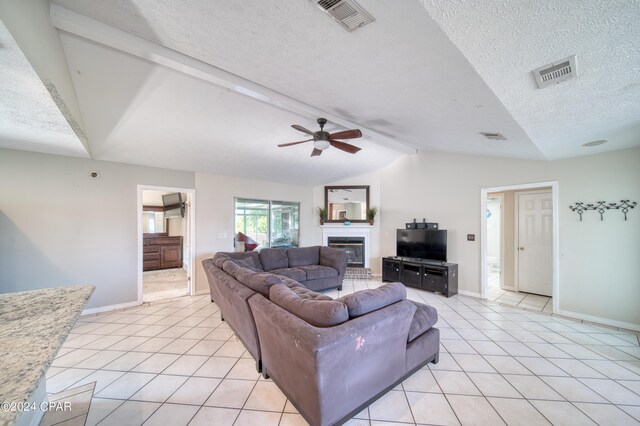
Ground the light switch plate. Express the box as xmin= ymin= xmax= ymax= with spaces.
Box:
xmin=218 ymin=233 xmax=228 ymax=239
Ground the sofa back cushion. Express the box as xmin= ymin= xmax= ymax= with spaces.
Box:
xmin=407 ymin=301 xmax=438 ymax=342
xmin=339 ymin=282 xmax=407 ymax=318
xmin=213 ymin=251 xmax=263 ymax=270
xmin=269 ymin=284 xmax=349 ymax=327
xmin=234 ymin=256 xmax=262 ymax=272
xmin=235 ymin=269 xmax=282 ymax=297
xmin=229 ymin=251 xmax=263 ymax=270
xmin=287 ymin=246 xmax=320 ymax=267
xmin=221 ymin=259 xmax=243 ymax=277
xmin=259 ymin=248 xmax=289 ymax=271
xmin=212 ymin=252 xmax=231 ymax=268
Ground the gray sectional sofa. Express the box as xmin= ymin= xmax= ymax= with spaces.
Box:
xmin=203 ymin=245 xmax=440 ymax=426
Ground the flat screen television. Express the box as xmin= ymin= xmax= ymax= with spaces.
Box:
xmin=397 ymin=229 xmax=447 ymax=262
xmin=163 ymin=193 xmax=184 ymax=218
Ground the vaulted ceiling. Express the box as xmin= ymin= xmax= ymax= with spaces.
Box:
xmin=1 ymin=0 xmax=638 ymax=185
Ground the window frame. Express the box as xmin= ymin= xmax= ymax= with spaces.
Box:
xmin=234 ymin=197 xmax=301 ymax=249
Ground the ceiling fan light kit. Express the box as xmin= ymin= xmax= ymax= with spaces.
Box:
xmin=278 ymin=117 xmax=363 ymax=157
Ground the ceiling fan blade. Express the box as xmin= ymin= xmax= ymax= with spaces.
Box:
xmin=330 ymin=139 xmax=361 ymax=154
xmin=292 ymin=124 xmax=316 ymax=136
xmin=329 ymin=129 xmax=362 ymax=140
xmin=277 ymin=139 xmax=313 ymax=147
xmin=311 ymin=148 xmax=323 ymax=157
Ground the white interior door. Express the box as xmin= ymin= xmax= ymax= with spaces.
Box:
xmin=517 ymin=191 xmax=552 ymax=296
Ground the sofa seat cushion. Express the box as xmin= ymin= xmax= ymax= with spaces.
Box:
xmin=408 ymin=301 xmax=438 ymax=343
xmin=234 ymin=269 xmax=282 ymax=297
xmin=269 ymin=267 xmax=306 ymax=282
xmin=287 ymin=246 xmax=320 ymax=267
xmin=275 ymin=277 xmax=331 ymax=300
xmin=287 ymin=284 xmax=332 ymax=301
xmin=259 ymin=248 xmax=289 ymax=271
xmin=270 ymin=284 xmax=348 ymax=327
xmin=296 ymin=265 xmax=338 ymax=280
xmin=338 ymin=282 xmax=406 ymax=318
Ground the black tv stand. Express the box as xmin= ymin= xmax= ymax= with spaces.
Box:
xmin=382 ymin=257 xmax=458 ymax=298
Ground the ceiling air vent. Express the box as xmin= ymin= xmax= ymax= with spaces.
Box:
xmin=533 ymin=55 xmax=577 ymax=89
xmin=481 ymin=132 xmax=506 ymax=141
xmin=315 ymin=0 xmax=375 ymax=32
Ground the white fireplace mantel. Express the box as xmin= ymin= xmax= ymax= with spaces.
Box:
xmin=321 ymin=225 xmax=371 ymax=268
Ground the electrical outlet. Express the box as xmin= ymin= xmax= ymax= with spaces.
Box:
xmin=467 ymin=234 xmax=475 ymax=241
xmin=218 ymin=233 xmax=228 ymax=239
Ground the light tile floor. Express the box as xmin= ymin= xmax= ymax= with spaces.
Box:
xmin=487 ymin=272 xmax=553 ymax=313
xmin=46 ymin=279 xmax=640 ymax=426
xmin=143 ymin=268 xmax=188 ymax=302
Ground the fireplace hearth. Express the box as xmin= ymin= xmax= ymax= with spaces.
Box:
xmin=327 ymin=236 xmax=365 ymax=267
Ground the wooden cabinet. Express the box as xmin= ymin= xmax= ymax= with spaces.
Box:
xmin=143 ymin=235 xmax=183 ymax=271
xmin=382 ymin=257 xmax=458 ymax=298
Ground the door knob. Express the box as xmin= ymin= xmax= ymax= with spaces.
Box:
xmin=518 ymin=246 xmax=525 ymax=251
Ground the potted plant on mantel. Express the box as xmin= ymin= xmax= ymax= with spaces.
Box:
xmin=318 ymin=207 xmax=328 ymax=225
xmin=367 ymin=207 xmax=378 ymax=225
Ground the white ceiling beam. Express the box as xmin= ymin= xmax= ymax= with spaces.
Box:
xmin=50 ymin=4 xmax=416 ymax=155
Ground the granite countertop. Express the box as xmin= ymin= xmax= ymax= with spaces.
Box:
xmin=0 ymin=285 xmax=94 ymax=426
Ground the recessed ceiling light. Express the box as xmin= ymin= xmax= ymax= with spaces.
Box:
xmin=582 ymin=140 xmax=607 ymax=147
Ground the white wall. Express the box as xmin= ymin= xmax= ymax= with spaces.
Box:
xmin=379 ymin=148 xmax=640 ymax=327
xmin=0 ymin=149 xmax=194 ymax=309
xmin=195 ymin=172 xmax=316 ymax=294
xmin=3 ymin=146 xmax=638 ymax=328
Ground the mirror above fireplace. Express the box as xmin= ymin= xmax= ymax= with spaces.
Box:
xmin=324 ymin=185 xmax=369 ymax=223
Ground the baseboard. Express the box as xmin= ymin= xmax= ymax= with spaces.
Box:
xmin=195 ymin=288 xmax=211 ymax=296
xmin=81 ymin=300 xmax=142 ymax=316
xmin=554 ymin=308 xmax=640 ymax=332
xmin=457 ymin=289 xmax=482 ymax=299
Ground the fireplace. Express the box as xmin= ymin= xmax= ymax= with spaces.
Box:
xmin=327 ymin=237 xmax=365 ymax=267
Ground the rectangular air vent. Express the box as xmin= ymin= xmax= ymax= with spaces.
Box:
xmin=533 ymin=55 xmax=577 ymax=89
xmin=315 ymin=0 xmax=375 ymax=32
xmin=480 ymin=132 xmax=506 ymax=140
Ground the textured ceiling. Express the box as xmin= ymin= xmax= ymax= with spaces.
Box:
xmin=3 ymin=0 xmax=637 ymax=184
xmin=48 ymin=0 xmax=543 ymax=176
xmin=58 ymin=32 xmax=403 ymax=186
xmin=49 ymin=0 xmax=545 ymax=165
xmin=422 ymin=0 xmax=640 ymax=159
xmin=0 ymin=19 xmax=87 ymax=158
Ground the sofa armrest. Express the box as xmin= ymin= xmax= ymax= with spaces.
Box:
xmin=319 ymin=246 xmax=348 ymax=278
xmin=249 ymin=294 xmax=416 ymax=426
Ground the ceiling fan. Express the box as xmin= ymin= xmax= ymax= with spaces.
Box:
xmin=278 ymin=118 xmax=362 ymax=157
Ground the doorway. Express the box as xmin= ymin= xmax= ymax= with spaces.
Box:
xmin=138 ymin=186 xmax=195 ymax=303
xmin=481 ymin=182 xmax=559 ymax=313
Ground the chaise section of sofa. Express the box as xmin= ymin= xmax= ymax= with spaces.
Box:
xmin=204 ymin=247 xmax=440 ymax=425
xmin=249 ymin=281 xmax=440 ymax=426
